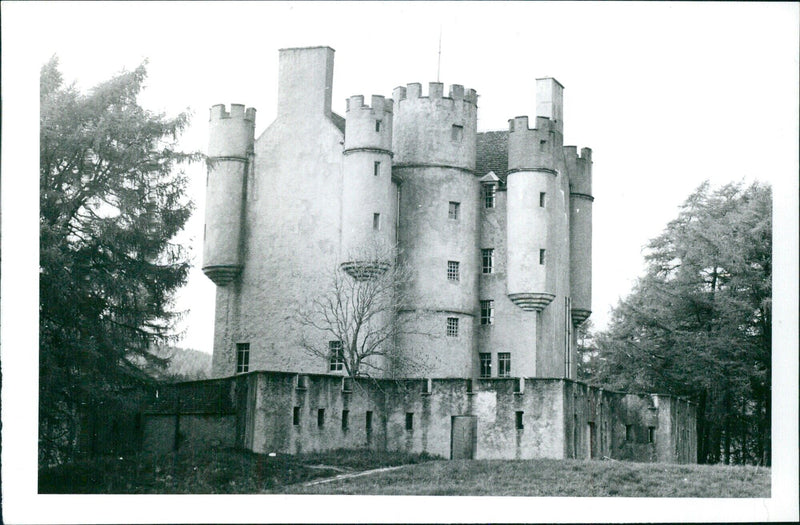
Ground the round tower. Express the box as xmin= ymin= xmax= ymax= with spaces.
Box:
xmin=202 ymin=103 xmax=255 ymax=286
xmin=392 ymin=82 xmax=479 ymax=378
xmin=341 ymin=94 xmax=395 ymax=279
xmin=568 ymin=147 xmax=593 ymax=325
xmin=506 ymin=115 xmax=560 ymax=311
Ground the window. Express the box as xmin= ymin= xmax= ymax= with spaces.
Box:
xmin=648 ymin=426 xmax=655 ymax=443
xmin=375 ymin=120 xmax=382 ymax=132
xmin=539 ymin=192 xmax=546 ymax=208
xmin=374 ymin=161 xmax=380 ymax=176
xmin=293 ymin=406 xmax=300 ymax=426
xmin=480 ymin=300 xmax=495 ymax=325
xmin=373 ymin=213 xmax=381 ymax=231
xmin=422 ymin=378 xmax=432 ymax=394
xmin=406 ymin=412 xmax=414 ymax=431
xmin=482 ymin=249 xmax=494 ymax=274
xmin=452 ymin=124 xmax=463 ymax=141
xmin=329 ymin=341 xmax=344 ymax=372
xmin=539 ymin=249 xmax=546 ymax=265
xmin=447 ymin=260 xmax=460 ymax=281
xmin=342 ymin=376 xmax=353 ymax=393
xmin=448 ymin=201 xmax=460 ymax=220
xmin=296 ymin=375 xmax=309 ymax=390
xmin=446 ymin=317 xmax=459 ymax=337
xmin=498 ymin=352 xmax=511 ymax=377
xmin=479 ymin=353 xmax=492 ymax=378
xmin=366 ymin=411 xmax=373 ymax=432
xmin=466 ymin=378 xmax=473 ymax=393
xmin=484 ymin=184 xmax=496 ymax=208
xmin=236 ymin=343 xmax=250 ymax=374
xmin=516 ymin=411 xmax=524 ymax=430
xmin=625 ymin=425 xmax=633 ymax=441
xmin=317 ymin=408 xmax=325 ymax=427
xmin=342 ymin=410 xmax=349 ymax=430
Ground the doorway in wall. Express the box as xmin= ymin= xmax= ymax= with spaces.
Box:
xmin=450 ymin=415 xmax=477 ymax=459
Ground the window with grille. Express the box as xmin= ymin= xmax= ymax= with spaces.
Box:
xmin=329 ymin=341 xmax=344 ymax=371
xmin=479 ymin=353 xmax=492 ymax=378
xmin=498 ymin=352 xmax=511 ymax=377
xmin=480 ymin=300 xmax=494 ymax=325
xmin=446 ymin=317 xmax=459 ymax=337
xmin=447 ymin=260 xmax=460 ymax=281
xmin=448 ymin=201 xmax=460 ymax=220
xmin=236 ymin=343 xmax=250 ymax=374
xmin=482 ymin=249 xmax=494 ymax=274
xmin=484 ymin=184 xmax=496 ymax=208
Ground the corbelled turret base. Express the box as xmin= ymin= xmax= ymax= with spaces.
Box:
xmin=571 ymin=308 xmax=592 ymax=326
xmin=202 ymin=265 xmax=243 ymax=286
xmin=508 ymin=292 xmax=556 ymax=312
xmin=340 ymin=261 xmax=390 ymax=281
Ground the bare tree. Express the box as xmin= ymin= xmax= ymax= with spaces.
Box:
xmin=297 ymin=243 xmax=432 ymax=378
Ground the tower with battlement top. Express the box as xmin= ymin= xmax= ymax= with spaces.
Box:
xmin=204 ymin=47 xmax=593 ymax=383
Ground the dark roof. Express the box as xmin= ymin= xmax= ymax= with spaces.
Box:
xmin=330 ymin=112 xmax=346 ymax=134
xmin=476 ymin=130 xmax=508 ymax=181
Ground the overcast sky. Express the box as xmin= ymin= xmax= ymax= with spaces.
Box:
xmin=2 ymin=2 xmax=798 ymax=521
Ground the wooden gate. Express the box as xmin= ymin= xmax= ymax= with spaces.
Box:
xmin=450 ymin=415 xmax=477 ymax=459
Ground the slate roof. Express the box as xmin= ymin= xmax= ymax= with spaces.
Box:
xmin=476 ymin=130 xmax=509 ymax=183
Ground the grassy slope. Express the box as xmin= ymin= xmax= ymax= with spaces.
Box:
xmin=285 ymin=458 xmax=770 ymax=497
xmin=39 ymin=448 xmax=769 ymax=497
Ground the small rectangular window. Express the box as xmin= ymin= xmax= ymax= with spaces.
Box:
xmin=375 ymin=120 xmax=382 ymax=132
xmin=317 ymin=408 xmax=325 ymax=427
xmin=479 ymin=353 xmax=492 ymax=378
xmin=296 ymin=375 xmax=308 ymax=390
xmin=484 ymin=184 xmax=496 ymax=208
xmin=539 ymin=192 xmax=546 ymax=208
xmin=480 ymin=300 xmax=495 ymax=325
xmin=374 ymin=161 xmax=380 ymax=176
xmin=625 ymin=424 xmax=633 ymax=442
xmin=366 ymin=411 xmax=373 ymax=431
xmin=482 ymin=249 xmax=494 ymax=274
xmin=516 ymin=411 xmax=524 ymax=430
xmin=373 ymin=213 xmax=381 ymax=231
xmin=446 ymin=317 xmax=459 ymax=337
xmin=422 ymin=378 xmax=431 ymax=394
xmin=447 ymin=260 xmax=460 ymax=281
xmin=236 ymin=343 xmax=250 ymax=374
xmin=648 ymin=426 xmax=655 ymax=443
xmin=448 ymin=201 xmax=460 ymax=220
xmin=342 ymin=376 xmax=353 ymax=393
xmin=466 ymin=378 xmax=473 ymax=393
xmin=329 ymin=341 xmax=344 ymax=371
xmin=342 ymin=410 xmax=349 ymax=430
xmin=293 ymin=406 xmax=300 ymax=426
xmin=406 ymin=412 xmax=414 ymax=431
xmin=452 ymin=124 xmax=463 ymax=141
xmin=539 ymin=249 xmax=546 ymax=265
xmin=498 ymin=352 xmax=511 ymax=378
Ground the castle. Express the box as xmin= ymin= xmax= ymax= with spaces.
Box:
xmin=139 ymin=46 xmax=695 ymax=463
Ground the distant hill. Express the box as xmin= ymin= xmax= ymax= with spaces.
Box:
xmin=148 ymin=346 xmax=212 ymax=382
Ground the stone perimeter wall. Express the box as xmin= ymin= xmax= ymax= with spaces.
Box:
xmin=142 ymin=372 xmax=696 ymax=463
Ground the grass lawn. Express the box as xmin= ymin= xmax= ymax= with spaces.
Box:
xmin=39 ymin=448 xmax=770 ymax=497
xmin=284 ymin=458 xmax=771 ymax=497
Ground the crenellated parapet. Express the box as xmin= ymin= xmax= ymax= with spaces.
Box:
xmin=203 ymin=103 xmax=256 ymax=286
xmin=344 ymin=94 xmax=394 ymax=154
xmin=507 ymin=115 xmax=561 ymax=174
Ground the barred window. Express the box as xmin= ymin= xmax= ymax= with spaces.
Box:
xmin=448 ymin=201 xmax=460 ymax=220
xmin=479 ymin=353 xmax=492 ymax=378
xmin=482 ymin=249 xmax=494 ymax=274
xmin=498 ymin=352 xmax=511 ymax=377
xmin=484 ymin=184 xmax=496 ymax=208
xmin=329 ymin=341 xmax=344 ymax=371
xmin=446 ymin=317 xmax=459 ymax=337
xmin=447 ymin=260 xmax=460 ymax=281
xmin=236 ymin=343 xmax=250 ymax=374
xmin=480 ymin=300 xmax=495 ymax=325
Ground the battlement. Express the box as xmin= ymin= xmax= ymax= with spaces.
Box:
xmin=346 ymin=94 xmax=393 ymax=114
xmin=209 ymin=103 xmax=257 ymax=122
xmin=392 ymin=82 xmax=477 ymax=105
xmin=508 ymin=115 xmax=554 ymax=133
